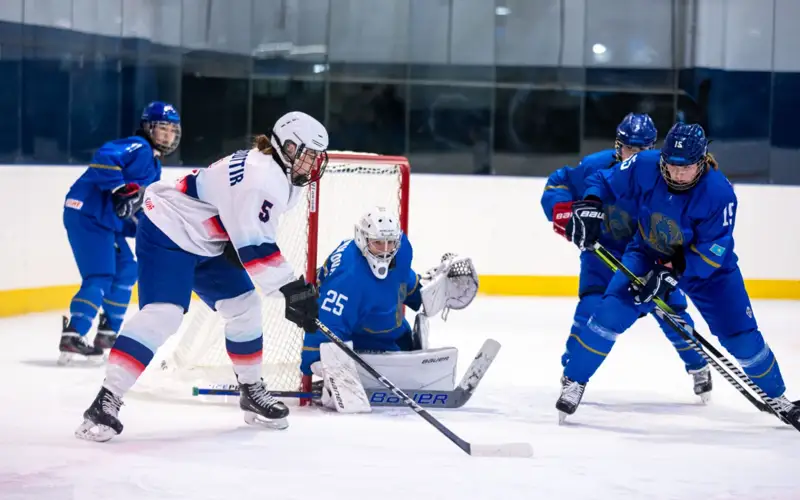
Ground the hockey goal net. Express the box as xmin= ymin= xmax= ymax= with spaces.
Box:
xmin=133 ymin=152 xmax=410 ymax=401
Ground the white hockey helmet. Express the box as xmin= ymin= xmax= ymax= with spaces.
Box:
xmin=354 ymin=206 xmax=402 ymax=279
xmin=270 ymin=111 xmax=329 ymax=187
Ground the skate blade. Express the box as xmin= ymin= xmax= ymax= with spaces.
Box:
xmin=58 ymin=352 xmax=105 ymax=367
xmin=699 ymin=392 xmax=712 ymax=405
xmin=243 ymin=411 xmax=289 ymax=430
xmin=57 ymin=352 xmax=73 ymax=366
xmin=558 ymin=410 xmax=569 ymax=425
xmin=74 ymin=419 xmax=119 ymax=442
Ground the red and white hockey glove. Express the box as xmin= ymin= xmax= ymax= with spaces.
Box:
xmin=552 ymin=201 xmax=573 ymax=240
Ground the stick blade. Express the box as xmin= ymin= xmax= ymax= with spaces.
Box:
xmin=469 ymin=442 xmax=533 ymax=458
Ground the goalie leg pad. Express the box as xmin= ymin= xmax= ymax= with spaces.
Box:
xmin=316 ymin=342 xmax=372 ymax=413
xmin=359 ymin=346 xmax=458 ymax=391
xmin=412 ymin=313 xmax=430 ymax=350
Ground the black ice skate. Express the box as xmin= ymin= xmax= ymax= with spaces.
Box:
xmin=556 ymin=377 xmax=586 ymax=424
xmin=93 ymin=314 xmax=118 ymax=351
xmin=74 ymin=386 xmax=124 ymax=442
xmin=689 ymin=365 xmax=713 ymax=404
xmin=59 ymin=316 xmax=104 ymax=365
xmin=238 ymin=378 xmax=290 ymax=430
xmin=774 ymin=396 xmax=800 ymax=428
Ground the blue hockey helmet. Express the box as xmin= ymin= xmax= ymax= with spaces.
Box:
xmin=616 ymin=113 xmax=657 ymax=149
xmin=659 ymin=122 xmax=709 ymax=191
xmin=141 ymin=101 xmax=181 ymax=156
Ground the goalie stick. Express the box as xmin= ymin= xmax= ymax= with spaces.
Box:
xmin=592 ymin=243 xmax=799 ymax=430
xmin=313 ymin=319 xmax=532 ymax=458
xmin=193 ymin=339 xmax=501 ymax=409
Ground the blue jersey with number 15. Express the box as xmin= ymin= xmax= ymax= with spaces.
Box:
xmin=300 ymin=234 xmax=422 ymax=375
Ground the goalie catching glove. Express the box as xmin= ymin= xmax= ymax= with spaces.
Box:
xmin=419 ymin=253 xmax=479 ymax=320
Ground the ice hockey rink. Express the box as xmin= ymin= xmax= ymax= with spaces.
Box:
xmin=1 ymin=296 xmax=797 ymax=500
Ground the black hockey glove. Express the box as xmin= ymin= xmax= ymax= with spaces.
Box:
xmin=565 ymin=198 xmax=605 ymax=251
xmin=629 ymin=265 xmax=679 ymax=305
xmin=662 ymin=246 xmax=686 ymax=278
xmin=279 ymin=276 xmax=319 ymax=333
xmin=112 ymin=183 xmax=144 ymax=219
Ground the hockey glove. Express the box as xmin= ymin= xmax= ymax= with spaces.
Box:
xmin=552 ymin=201 xmax=573 ymax=239
xmin=629 ymin=265 xmax=679 ymax=305
xmin=565 ymin=199 xmax=604 ymax=251
xmin=659 ymin=246 xmax=686 ymax=278
xmin=279 ymin=276 xmax=319 ymax=333
xmin=112 ymin=183 xmax=144 ymax=219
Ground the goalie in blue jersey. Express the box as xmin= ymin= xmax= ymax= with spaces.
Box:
xmin=542 ymin=113 xmax=711 ymax=401
xmin=60 ymin=101 xmax=181 ymax=364
xmin=557 ymin=122 xmax=799 ymax=426
xmin=300 ymin=207 xmax=479 ymax=413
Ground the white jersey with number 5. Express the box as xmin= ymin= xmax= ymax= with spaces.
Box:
xmin=142 ymin=148 xmax=301 ymax=294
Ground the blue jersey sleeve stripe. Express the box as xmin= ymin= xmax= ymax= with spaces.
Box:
xmin=239 ymin=242 xmax=281 ymax=265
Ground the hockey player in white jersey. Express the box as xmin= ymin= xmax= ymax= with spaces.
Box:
xmin=75 ymin=111 xmax=328 ymax=442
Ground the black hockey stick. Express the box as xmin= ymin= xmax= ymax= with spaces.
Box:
xmin=590 ymin=244 xmax=770 ymax=413
xmin=193 ymin=339 xmax=501 ymax=409
xmin=592 ymin=243 xmax=798 ymax=429
xmin=314 ymin=319 xmax=532 ymax=457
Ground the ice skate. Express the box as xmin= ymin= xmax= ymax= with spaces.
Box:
xmin=239 ymin=378 xmax=290 ymax=430
xmin=774 ymin=396 xmax=800 ymax=427
xmin=689 ymin=365 xmax=712 ymax=404
xmin=74 ymin=386 xmax=124 ymax=442
xmin=93 ymin=314 xmax=118 ymax=351
xmin=58 ymin=316 xmax=103 ymax=365
xmin=556 ymin=377 xmax=586 ymax=424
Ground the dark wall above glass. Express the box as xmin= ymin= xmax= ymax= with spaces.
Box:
xmin=0 ymin=0 xmax=799 ymax=185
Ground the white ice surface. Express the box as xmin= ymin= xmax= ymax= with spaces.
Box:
xmin=0 ymin=297 xmax=798 ymax=500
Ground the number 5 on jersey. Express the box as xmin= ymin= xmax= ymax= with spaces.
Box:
xmin=321 ymin=290 xmax=348 ymax=316
xmin=259 ymin=200 xmax=273 ymax=222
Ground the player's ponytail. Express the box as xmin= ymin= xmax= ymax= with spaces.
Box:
xmin=704 ymin=153 xmax=719 ymax=171
xmin=252 ymin=134 xmax=273 ymax=155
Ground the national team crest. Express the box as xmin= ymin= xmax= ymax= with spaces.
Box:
xmin=642 ymin=212 xmax=684 ymax=255
xmin=604 ymin=205 xmax=634 ymax=241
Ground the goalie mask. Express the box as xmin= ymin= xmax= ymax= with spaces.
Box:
xmin=270 ymin=111 xmax=329 ymax=187
xmin=354 ymin=207 xmax=402 ymax=280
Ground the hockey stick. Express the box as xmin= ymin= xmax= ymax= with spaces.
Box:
xmin=592 ymin=243 xmax=798 ymax=429
xmin=314 ymin=319 xmax=532 ymax=457
xmin=193 ymin=339 xmax=501 ymax=409
xmin=589 ymin=244 xmax=770 ymax=413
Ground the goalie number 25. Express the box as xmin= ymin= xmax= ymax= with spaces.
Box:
xmin=321 ymin=290 xmax=348 ymax=316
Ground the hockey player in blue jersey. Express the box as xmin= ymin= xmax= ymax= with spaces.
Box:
xmin=299 ymin=207 xmax=479 ymax=413
xmin=542 ymin=113 xmax=711 ymax=400
xmin=557 ymin=122 xmax=799 ymax=426
xmin=60 ymin=101 xmax=181 ymax=363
